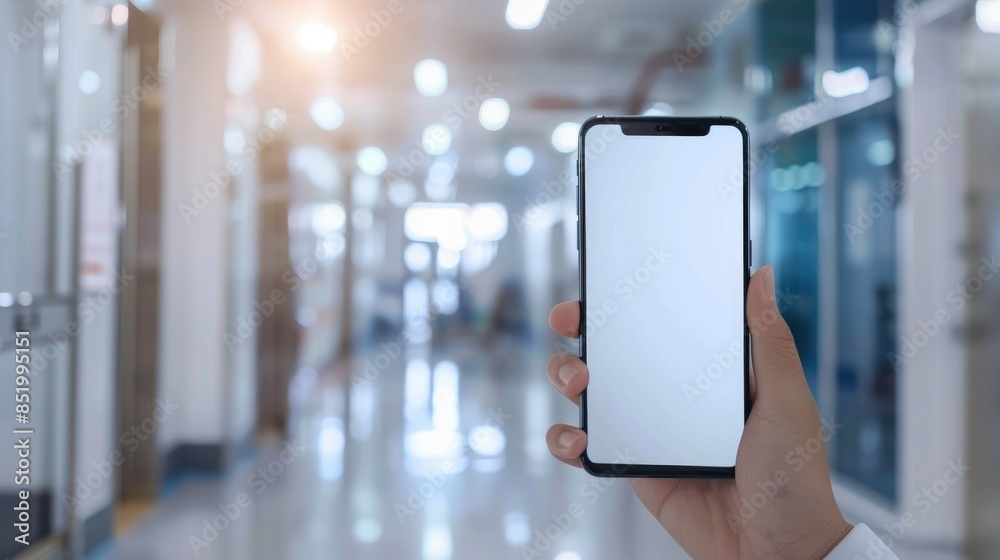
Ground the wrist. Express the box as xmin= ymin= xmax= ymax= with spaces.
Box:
xmin=813 ymin=516 xmax=853 ymax=559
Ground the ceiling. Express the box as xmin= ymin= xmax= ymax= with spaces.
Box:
xmin=218 ymin=0 xmax=755 ymax=196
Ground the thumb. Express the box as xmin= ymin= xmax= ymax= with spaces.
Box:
xmin=746 ymin=266 xmax=810 ymax=401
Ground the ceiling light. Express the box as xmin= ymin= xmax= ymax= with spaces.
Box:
xmin=551 ymin=122 xmax=579 ymax=153
xmin=821 ymin=67 xmax=870 ymax=98
xmin=110 ymin=3 xmax=128 ymax=25
xmin=297 ymin=22 xmax=338 ymax=53
xmin=479 ymin=98 xmax=510 ymax=131
xmin=504 ymin=146 xmax=534 ymax=176
xmin=414 ymin=59 xmax=448 ymax=97
xmin=422 ymin=124 xmax=452 ymax=155
xmin=977 ymin=0 xmax=1000 ymax=33
xmin=357 ymin=147 xmax=388 ymax=176
xmin=309 ymin=97 xmax=344 ymax=130
xmin=505 ymin=0 xmax=550 ymax=30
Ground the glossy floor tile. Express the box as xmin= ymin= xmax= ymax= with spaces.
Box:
xmin=97 ymin=337 xmax=688 ymax=560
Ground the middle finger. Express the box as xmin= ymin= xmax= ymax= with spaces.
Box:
xmin=546 ymin=353 xmax=589 ymax=405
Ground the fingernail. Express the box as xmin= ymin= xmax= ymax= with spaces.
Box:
xmin=557 ymin=364 xmax=577 ymax=386
xmin=763 ymin=266 xmax=775 ymax=302
xmin=558 ymin=431 xmax=580 ymax=450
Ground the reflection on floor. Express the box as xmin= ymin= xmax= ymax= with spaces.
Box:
xmin=96 ymin=338 xmax=687 ymax=560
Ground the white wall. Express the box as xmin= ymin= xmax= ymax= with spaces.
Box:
xmin=158 ymin=0 xmax=259 ymax=455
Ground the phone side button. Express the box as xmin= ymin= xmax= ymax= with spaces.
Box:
xmin=749 ymin=239 xmax=752 ymax=266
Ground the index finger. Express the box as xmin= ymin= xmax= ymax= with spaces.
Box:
xmin=548 ymin=301 xmax=580 ymax=338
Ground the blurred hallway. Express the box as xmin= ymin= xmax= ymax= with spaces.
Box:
xmin=3 ymin=0 xmax=1000 ymax=559
xmin=95 ymin=340 xmax=689 ymax=560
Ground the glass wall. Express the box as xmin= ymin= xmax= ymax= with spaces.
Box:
xmin=757 ymin=0 xmax=900 ymax=501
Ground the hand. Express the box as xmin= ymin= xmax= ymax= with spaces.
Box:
xmin=545 ymin=266 xmax=852 ymax=560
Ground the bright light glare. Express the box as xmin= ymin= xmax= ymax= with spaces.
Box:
xmin=318 ymin=417 xmax=345 ymax=481
xmin=414 ymin=59 xmax=448 ymax=97
xmin=422 ymin=523 xmax=453 ymax=560
xmin=357 ymin=146 xmax=388 ymax=176
xmin=432 ymin=361 xmax=460 ymax=431
xmin=551 ymin=122 xmax=579 ymax=153
xmin=310 ymin=202 xmax=346 ymax=236
xmin=978 ymin=0 xmax=1000 ymax=33
xmin=479 ymin=98 xmax=510 ymax=131
xmin=405 ymin=204 xmax=468 ymax=242
xmin=404 ymin=243 xmax=432 ymax=272
xmin=504 ymin=146 xmax=534 ymax=176
xmin=432 ymin=279 xmax=460 ymax=315
xmin=468 ymin=425 xmax=506 ymax=456
xmin=423 ymin=125 xmax=452 ymax=156
xmin=505 ymin=0 xmax=550 ymax=30
xmin=319 ymin=419 xmax=346 ymax=454
xmin=821 ymin=67 xmax=870 ymax=98
xmin=405 ymin=359 xmax=432 ymax=420
xmin=110 ymin=3 xmax=128 ymax=25
xmin=405 ymin=429 xmax=463 ymax=459
xmin=78 ymin=70 xmax=101 ymax=95
xmin=437 ymin=248 xmax=460 ymax=270
xmin=296 ymin=22 xmax=338 ymax=53
xmin=309 ymin=97 xmax=345 ymax=130
xmin=468 ymin=203 xmax=508 ymax=240
xmin=437 ymin=219 xmax=469 ymax=251
xmin=554 ymin=552 xmax=581 ymax=560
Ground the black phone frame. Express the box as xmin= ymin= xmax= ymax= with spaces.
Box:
xmin=576 ymin=115 xmax=751 ymax=478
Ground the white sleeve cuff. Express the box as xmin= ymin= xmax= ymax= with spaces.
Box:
xmin=824 ymin=523 xmax=900 ymax=560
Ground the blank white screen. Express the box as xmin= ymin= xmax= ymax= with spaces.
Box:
xmin=583 ymin=123 xmax=745 ymax=467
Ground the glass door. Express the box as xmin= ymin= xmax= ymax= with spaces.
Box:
xmin=0 ymin=1 xmax=76 ymax=556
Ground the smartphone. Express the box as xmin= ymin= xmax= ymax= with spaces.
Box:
xmin=577 ymin=116 xmax=750 ymax=478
